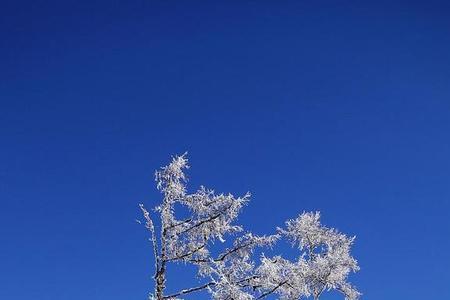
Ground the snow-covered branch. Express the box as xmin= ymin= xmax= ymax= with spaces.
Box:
xmin=139 ymin=154 xmax=361 ymax=300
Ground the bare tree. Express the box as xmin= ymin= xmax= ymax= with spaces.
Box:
xmin=139 ymin=154 xmax=360 ymax=300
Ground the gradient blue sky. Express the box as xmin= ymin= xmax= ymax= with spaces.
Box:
xmin=1 ymin=1 xmax=450 ymax=299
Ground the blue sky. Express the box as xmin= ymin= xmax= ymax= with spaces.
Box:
xmin=1 ymin=1 xmax=450 ymax=299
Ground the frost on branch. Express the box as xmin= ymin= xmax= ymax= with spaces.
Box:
xmin=139 ymin=154 xmax=361 ymax=300
xmin=260 ymin=212 xmax=361 ymax=300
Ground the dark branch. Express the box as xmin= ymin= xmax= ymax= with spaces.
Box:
xmin=179 ymin=203 xmax=235 ymax=235
xmin=216 ymin=241 xmax=253 ymax=261
xmin=162 ymin=281 xmax=215 ymax=299
xmin=164 ymin=243 xmax=207 ymax=262
xmin=256 ymin=281 xmax=287 ymax=299
xmin=166 ymin=218 xmax=192 ymax=230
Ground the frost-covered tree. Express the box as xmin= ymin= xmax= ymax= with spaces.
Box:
xmin=139 ymin=154 xmax=360 ymax=300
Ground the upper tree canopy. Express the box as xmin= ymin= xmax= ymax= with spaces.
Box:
xmin=140 ymin=154 xmax=360 ymax=300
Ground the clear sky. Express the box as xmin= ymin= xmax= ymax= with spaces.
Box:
xmin=1 ymin=1 xmax=450 ymax=299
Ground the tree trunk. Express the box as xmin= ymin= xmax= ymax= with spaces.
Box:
xmin=155 ymin=263 xmax=166 ymax=300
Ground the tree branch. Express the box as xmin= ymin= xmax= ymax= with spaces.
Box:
xmin=216 ymin=241 xmax=253 ymax=261
xmin=179 ymin=213 xmax=221 ymax=235
xmin=256 ymin=281 xmax=287 ymax=299
xmin=166 ymin=218 xmax=192 ymax=230
xmin=162 ymin=281 xmax=216 ymax=299
xmin=139 ymin=204 xmax=160 ymax=279
xmin=179 ymin=203 xmax=235 ymax=235
xmin=164 ymin=243 xmax=207 ymax=262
